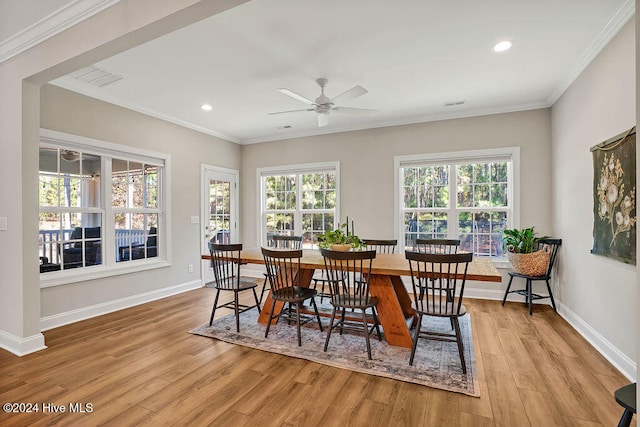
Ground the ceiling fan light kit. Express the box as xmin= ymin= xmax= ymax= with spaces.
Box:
xmin=269 ymin=78 xmax=376 ymax=127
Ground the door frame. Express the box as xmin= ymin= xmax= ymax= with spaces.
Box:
xmin=200 ymin=164 xmax=239 ymax=283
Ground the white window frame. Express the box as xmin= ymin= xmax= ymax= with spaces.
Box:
xmin=394 ymin=147 xmax=520 ymax=261
xmin=39 ymin=129 xmax=172 ymax=288
xmin=257 ymin=161 xmax=340 ymax=247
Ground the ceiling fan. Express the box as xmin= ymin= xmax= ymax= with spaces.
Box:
xmin=268 ymin=78 xmax=376 ymax=127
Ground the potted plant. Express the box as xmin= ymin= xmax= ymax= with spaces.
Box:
xmin=317 ymin=223 xmax=364 ymax=251
xmin=502 ymin=227 xmax=550 ymax=276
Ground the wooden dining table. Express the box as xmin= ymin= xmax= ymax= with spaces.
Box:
xmin=204 ymin=247 xmax=502 ymax=348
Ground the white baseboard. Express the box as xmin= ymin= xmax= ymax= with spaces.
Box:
xmin=557 ymin=301 xmax=636 ymax=381
xmin=0 ymin=330 xmax=47 ymax=356
xmin=40 ymin=280 xmax=203 ymax=332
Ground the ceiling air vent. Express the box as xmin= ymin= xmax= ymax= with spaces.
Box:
xmin=67 ymin=65 xmax=126 ymax=88
xmin=443 ymin=100 xmax=466 ymax=107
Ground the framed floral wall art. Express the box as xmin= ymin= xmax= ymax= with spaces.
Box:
xmin=591 ymin=126 xmax=636 ymax=264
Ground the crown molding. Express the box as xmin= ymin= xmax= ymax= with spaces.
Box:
xmin=0 ymin=0 xmax=121 ymax=64
xmin=547 ymin=0 xmax=635 ymax=106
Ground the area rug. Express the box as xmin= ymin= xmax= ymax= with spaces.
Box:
xmin=189 ymin=308 xmax=478 ymax=396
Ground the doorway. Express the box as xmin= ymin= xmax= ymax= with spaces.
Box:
xmin=201 ymin=165 xmax=238 ymax=284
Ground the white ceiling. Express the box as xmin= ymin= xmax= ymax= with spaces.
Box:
xmin=8 ymin=0 xmax=636 ymax=144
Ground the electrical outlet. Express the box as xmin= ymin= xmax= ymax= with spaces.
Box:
xmin=188 ymin=264 xmax=194 ymax=273
xmin=0 ymin=217 xmax=7 ymax=231
xmin=190 ymin=216 xmax=199 ymax=224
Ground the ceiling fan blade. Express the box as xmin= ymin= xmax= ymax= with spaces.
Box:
xmin=317 ymin=113 xmax=329 ymax=127
xmin=331 ymin=85 xmax=367 ymax=103
xmin=333 ymin=107 xmax=377 ymax=115
xmin=277 ymin=88 xmax=315 ymax=105
xmin=267 ymin=108 xmax=314 ymax=116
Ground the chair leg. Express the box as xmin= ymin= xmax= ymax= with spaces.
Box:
xmin=453 ymin=317 xmax=467 ymax=374
xmin=209 ymin=289 xmax=221 ymax=326
xmin=251 ymin=287 xmax=261 ymax=313
xmin=234 ymin=291 xmax=240 ymax=332
xmin=527 ymin=279 xmax=533 ymax=316
xmin=362 ymin=309 xmax=372 ymax=360
xmin=259 ymin=277 xmax=269 ymax=306
xmin=371 ymin=307 xmax=382 ymax=341
xmin=324 ymin=306 xmax=337 ymax=352
xmin=310 ymin=297 xmax=323 ymax=332
xmin=502 ymin=276 xmax=514 ymax=305
xmin=265 ymin=299 xmax=277 ymax=338
xmin=409 ymin=313 xmax=423 ymax=366
xmin=545 ymin=279 xmax=557 ymax=311
xmin=295 ymin=303 xmax=302 ymax=346
xmin=339 ymin=308 xmax=346 ymax=335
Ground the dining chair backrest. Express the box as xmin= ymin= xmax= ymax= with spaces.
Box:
xmin=362 ymin=239 xmax=397 ymax=254
xmin=210 ymin=243 xmax=243 ymax=289
xmin=320 ymin=249 xmax=377 ymax=305
xmin=405 ymin=251 xmax=472 ymax=316
xmin=528 ymin=238 xmax=562 ymax=278
xmin=261 ymin=247 xmax=302 ymax=300
xmin=415 ymin=238 xmax=460 ymax=254
xmin=272 ymin=235 xmax=303 ymax=249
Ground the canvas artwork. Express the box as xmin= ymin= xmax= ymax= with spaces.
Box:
xmin=591 ymin=127 xmax=637 ymax=264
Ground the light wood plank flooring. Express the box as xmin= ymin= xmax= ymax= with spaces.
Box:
xmin=0 ymin=288 xmax=634 ymax=426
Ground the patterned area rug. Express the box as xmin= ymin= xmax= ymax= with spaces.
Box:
xmin=189 ymin=308 xmax=478 ymax=396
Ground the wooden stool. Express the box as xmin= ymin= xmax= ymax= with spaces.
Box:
xmin=615 ymin=382 xmax=636 ymax=427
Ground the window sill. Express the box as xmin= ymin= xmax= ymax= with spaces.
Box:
xmin=490 ymin=257 xmax=511 ymax=270
xmin=40 ymin=259 xmax=171 ymax=288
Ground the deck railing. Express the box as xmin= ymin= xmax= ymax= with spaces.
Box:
xmin=39 ymin=229 xmax=146 ymax=263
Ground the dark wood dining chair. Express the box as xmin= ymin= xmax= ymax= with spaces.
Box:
xmin=262 ymin=247 xmax=323 ymax=346
xmin=405 ymin=250 xmax=473 ymax=373
xmin=208 ymin=243 xmax=261 ymax=332
xmin=320 ymin=248 xmax=382 ymax=360
xmin=362 ymin=239 xmax=397 ymax=254
xmin=260 ymin=235 xmax=302 ymax=305
xmin=415 ymin=238 xmax=460 ymax=254
xmin=502 ymin=238 xmax=562 ymax=315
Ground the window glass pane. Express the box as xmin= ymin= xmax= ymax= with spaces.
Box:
xmin=265 ymin=213 xmax=295 ymax=235
xmin=458 ymin=211 xmax=507 ymax=257
xmin=491 ymin=183 xmax=508 ymax=207
xmin=129 ymin=162 xmax=144 ymax=208
xmin=59 ymin=213 xmax=102 ymax=270
xmin=116 ymin=213 xmax=157 ymax=262
xmin=403 ymin=212 xmax=448 ymax=248
xmin=39 ymin=173 xmax=60 ymax=207
xmin=401 ymin=155 xmax=511 ymax=256
xmin=145 ymin=166 xmax=158 ymax=208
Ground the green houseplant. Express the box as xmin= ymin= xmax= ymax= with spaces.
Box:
xmin=502 ymin=227 xmax=550 ymax=276
xmin=502 ymin=227 xmax=546 ymax=254
xmin=317 ymin=223 xmax=364 ymax=251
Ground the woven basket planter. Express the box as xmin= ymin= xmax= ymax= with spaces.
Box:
xmin=507 ymin=246 xmax=551 ymax=276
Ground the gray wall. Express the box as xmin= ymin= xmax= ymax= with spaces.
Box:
xmin=240 ymin=108 xmax=552 ymax=298
xmin=39 ymin=84 xmax=241 ymax=317
xmin=552 ymin=18 xmax=636 ymax=372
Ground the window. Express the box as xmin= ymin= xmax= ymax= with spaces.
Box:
xmin=39 ymin=129 xmax=170 ymax=283
xmin=396 ymin=148 xmax=519 ymax=257
xmin=259 ymin=162 xmax=339 ymax=248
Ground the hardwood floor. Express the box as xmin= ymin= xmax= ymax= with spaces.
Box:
xmin=0 ymin=288 xmax=634 ymax=426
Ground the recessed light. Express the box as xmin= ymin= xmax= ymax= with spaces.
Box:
xmin=200 ymin=104 xmax=212 ymax=111
xmin=493 ymin=40 xmax=512 ymax=52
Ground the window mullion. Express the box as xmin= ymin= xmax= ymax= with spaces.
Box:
xmin=103 ymin=157 xmax=115 ymax=266
xmin=449 ymin=164 xmax=458 ymax=240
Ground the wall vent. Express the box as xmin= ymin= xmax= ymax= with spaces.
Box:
xmin=68 ymin=65 xmax=126 ymax=88
xmin=443 ymin=100 xmax=466 ymax=107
